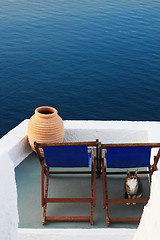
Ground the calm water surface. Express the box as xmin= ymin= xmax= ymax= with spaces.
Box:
xmin=0 ymin=0 xmax=160 ymax=137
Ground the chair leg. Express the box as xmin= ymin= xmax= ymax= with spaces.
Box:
xmin=42 ymin=168 xmax=49 ymax=225
xmin=105 ymin=173 xmax=110 ymax=226
xmin=42 ymin=203 xmax=47 ymax=225
xmin=96 ymin=144 xmax=100 ymax=177
xmin=90 ymin=153 xmax=96 ymax=224
xmin=93 ymin=156 xmax=96 ymax=207
xmin=102 ymin=156 xmax=110 ymax=226
xmin=41 ymin=161 xmax=45 ymax=207
xmin=102 ymin=158 xmax=106 ymax=208
xmin=106 ymin=206 xmax=110 ymax=226
xmin=90 ymin=199 xmax=93 ymax=225
xmin=148 ymin=166 xmax=152 ymax=184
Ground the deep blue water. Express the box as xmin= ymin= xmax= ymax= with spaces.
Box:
xmin=0 ymin=0 xmax=160 ymax=137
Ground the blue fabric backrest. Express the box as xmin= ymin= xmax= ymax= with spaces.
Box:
xmin=106 ymin=147 xmax=151 ymax=168
xmin=42 ymin=146 xmax=90 ymax=168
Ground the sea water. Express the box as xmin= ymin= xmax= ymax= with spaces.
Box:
xmin=0 ymin=0 xmax=160 ymax=137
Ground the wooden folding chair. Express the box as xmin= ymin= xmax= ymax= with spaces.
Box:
xmin=101 ymin=142 xmax=160 ymax=226
xmin=34 ymin=140 xmax=98 ymax=225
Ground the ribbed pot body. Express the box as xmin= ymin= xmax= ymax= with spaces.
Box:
xmin=27 ymin=106 xmax=64 ymax=151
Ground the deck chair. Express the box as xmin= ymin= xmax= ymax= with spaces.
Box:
xmin=34 ymin=140 xmax=98 ymax=225
xmin=101 ymin=143 xmax=160 ymax=226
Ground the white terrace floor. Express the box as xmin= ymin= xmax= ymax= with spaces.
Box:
xmin=15 ymin=151 xmax=149 ymax=230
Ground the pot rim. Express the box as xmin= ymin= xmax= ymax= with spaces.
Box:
xmin=35 ymin=106 xmax=58 ymax=118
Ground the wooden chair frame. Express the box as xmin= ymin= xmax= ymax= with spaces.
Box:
xmin=34 ymin=140 xmax=98 ymax=225
xmin=100 ymin=142 xmax=160 ymax=226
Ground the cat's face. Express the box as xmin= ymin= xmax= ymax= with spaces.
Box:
xmin=126 ymin=170 xmax=138 ymax=182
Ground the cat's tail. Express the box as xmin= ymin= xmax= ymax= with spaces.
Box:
xmin=136 ymin=193 xmax=142 ymax=198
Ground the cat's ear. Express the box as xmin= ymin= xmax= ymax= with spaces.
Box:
xmin=127 ymin=169 xmax=130 ymax=176
xmin=135 ymin=169 xmax=138 ymax=175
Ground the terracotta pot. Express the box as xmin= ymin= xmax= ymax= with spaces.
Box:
xmin=27 ymin=106 xmax=64 ymax=151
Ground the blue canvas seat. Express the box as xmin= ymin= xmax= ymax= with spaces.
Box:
xmin=101 ymin=143 xmax=160 ymax=226
xmin=42 ymin=146 xmax=90 ymax=168
xmin=34 ymin=141 xmax=98 ymax=225
xmin=105 ymin=147 xmax=151 ymax=168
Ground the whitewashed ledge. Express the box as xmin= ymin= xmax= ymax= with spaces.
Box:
xmin=1 ymin=119 xmax=160 ymax=168
xmin=0 ymin=120 xmax=32 ymax=168
xmin=1 ymin=119 xmax=160 ymax=240
xmin=17 ymin=228 xmax=136 ymax=240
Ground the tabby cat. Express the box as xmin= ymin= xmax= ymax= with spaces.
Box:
xmin=124 ymin=169 xmax=143 ymax=205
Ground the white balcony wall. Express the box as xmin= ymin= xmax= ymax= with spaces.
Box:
xmin=1 ymin=120 xmax=160 ymax=239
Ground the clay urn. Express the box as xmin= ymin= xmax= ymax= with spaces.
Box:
xmin=27 ymin=106 xmax=64 ymax=151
